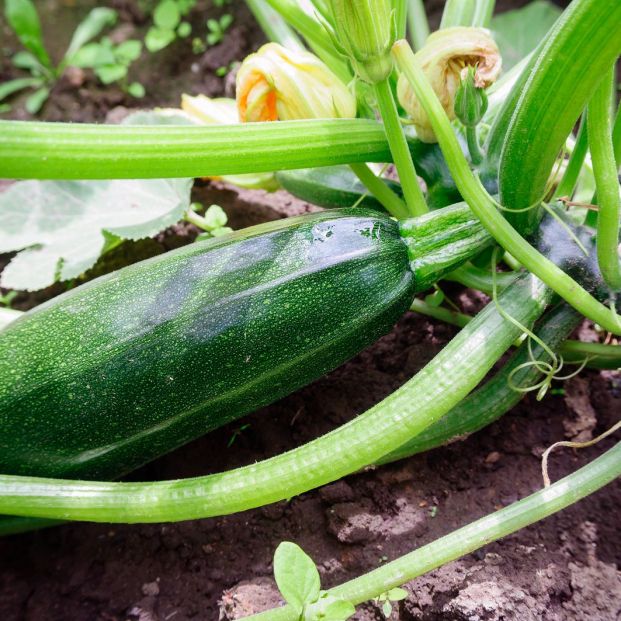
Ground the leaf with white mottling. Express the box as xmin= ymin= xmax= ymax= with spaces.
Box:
xmin=0 ymin=178 xmax=192 ymax=291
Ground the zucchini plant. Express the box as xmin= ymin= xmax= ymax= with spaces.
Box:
xmin=0 ymin=0 xmax=619 ymax=616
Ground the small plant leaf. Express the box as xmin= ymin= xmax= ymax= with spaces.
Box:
xmin=145 ymin=26 xmax=177 ymax=52
xmin=70 ymin=43 xmax=116 ymax=69
xmin=273 ymin=542 xmax=321 ymax=613
xmin=127 ymin=82 xmax=146 ymax=99
xmin=304 ymin=593 xmax=356 ymax=621
xmin=0 ymin=77 xmax=41 ymax=102
xmin=95 ymin=64 xmax=128 ymax=84
xmin=115 ymin=40 xmax=142 ymax=63
xmin=0 ymin=177 xmax=192 ymax=291
xmin=177 ymin=21 xmax=192 ymax=38
xmin=64 ymin=7 xmax=117 ymax=61
xmin=12 ymin=50 xmax=42 ymax=72
xmin=203 ymin=205 xmax=228 ymax=229
xmin=386 ymin=587 xmax=408 ymax=601
xmin=5 ymin=0 xmax=52 ymax=68
xmin=154 ymin=0 xmax=181 ymax=29
xmin=382 ymin=601 xmax=392 ymax=617
xmin=24 ymin=86 xmax=49 ymax=114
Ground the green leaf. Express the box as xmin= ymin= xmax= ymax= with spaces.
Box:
xmin=154 ymin=0 xmax=181 ymax=29
xmin=115 ymin=40 xmax=142 ymax=63
xmin=64 ymin=7 xmax=117 ymax=60
xmin=12 ymin=50 xmax=43 ymax=72
xmin=273 ymin=542 xmax=321 ymax=613
xmin=24 ymin=87 xmax=49 ymax=114
xmin=177 ymin=21 xmax=192 ymax=37
xmin=5 ymin=0 xmax=52 ymax=68
xmin=126 ymin=82 xmax=146 ymax=98
xmin=382 ymin=601 xmax=392 ymax=617
xmin=203 ymin=204 xmax=228 ymax=229
xmin=491 ymin=0 xmax=562 ymax=71
xmin=210 ymin=226 xmax=233 ymax=237
xmin=95 ymin=64 xmax=128 ymax=84
xmin=304 ymin=593 xmax=356 ymax=621
xmin=386 ymin=587 xmax=408 ymax=601
xmin=70 ymin=43 xmax=116 ymax=69
xmin=0 ymin=177 xmax=193 ymax=291
xmin=0 ymin=77 xmax=41 ymax=102
xmin=145 ymin=26 xmax=177 ymax=52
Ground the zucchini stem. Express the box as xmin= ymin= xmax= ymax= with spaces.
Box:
xmin=553 ymin=113 xmax=588 ymax=201
xmin=373 ymin=78 xmax=428 ymax=217
xmin=392 ymin=39 xmax=621 ymax=335
xmin=0 ymin=274 xmax=551 ymax=523
xmin=471 ymin=0 xmax=496 ymax=27
xmin=349 ymin=163 xmax=409 ymax=219
xmin=407 ymin=0 xmax=429 ymax=50
xmin=587 ymin=67 xmax=621 ymax=291
xmin=245 ymin=0 xmax=305 ymax=51
xmin=466 ymin=126 xmax=483 ymax=166
xmin=243 ymin=440 xmax=621 ymax=620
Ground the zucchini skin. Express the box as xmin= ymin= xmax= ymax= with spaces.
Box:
xmin=0 ymin=209 xmax=416 ymax=479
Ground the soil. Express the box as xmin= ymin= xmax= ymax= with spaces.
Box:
xmin=1 ymin=1 xmax=619 ymax=620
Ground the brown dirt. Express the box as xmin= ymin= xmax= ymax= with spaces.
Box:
xmin=1 ymin=1 xmax=619 ymax=620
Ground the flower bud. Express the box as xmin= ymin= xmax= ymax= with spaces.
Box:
xmin=236 ymin=43 xmax=356 ymax=122
xmin=397 ymin=27 xmax=501 ymax=142
xmin=454 ymin=66 xmax=488 ymax=128
xmin=327 ymin=0 xmax=395 ymax=84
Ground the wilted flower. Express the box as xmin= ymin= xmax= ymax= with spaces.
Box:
xmin=236 ymin=43 xmax=356 ymax=122
xmin=327 ymin=0 xmax=396 ymax=84
xmin=397 ymin=27 xmax=501 ymax=142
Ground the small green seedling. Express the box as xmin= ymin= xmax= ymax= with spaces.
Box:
xmin=227 ymin=424 xmax=250 ymax=448
xmin=2 ymin=0 xmax=143 ymax=113
xmin=185 ymin=204 xmax=233 ymax=240
xmin=373 ymin=588 xmax=408 ymax=619
xmin=0 ymin=291 xmax=18 ymax=308
xmin=145 ymin=0 xmax=195 ymax=53
xmin=206 ymin=14 xmax=234 ymax=47
xmin=273 ymin=542 xmax=356 ymax=620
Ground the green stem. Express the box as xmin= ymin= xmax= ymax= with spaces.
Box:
xmin=245 ymin=0 xmax=305 ymax=50
xmin=183 ymin=209 xmax=212 ymax=232
xmin=407 ymin=0 xmax=429 ymax=50
xmin=373 ymin=78 xmax=428 ymax=217
xmin=587 ymin=67 xmax=621 ymax=292
xmin=446 ymin=264 xmax=515 ymax=296
xmin=466 ymin=126 xmax=483 ymax=165
xmin=553 ymin=113 xmax=589 ymax=200
xmin=395 ymin=0 xmax=407 ymax=39
xmin=381 ymin=303 xmax=581 ymax=463
xmin=471 ymin=0 xmax=495 ymax=27
xmin=0 ymin=119 xmax=393 ymax=180
xmin=0 ymin=274 xmax=551 ymax=522
xmin=440 ymin=0 xmax=475 ymax=28
xmin=559 ymin=340 xmax=621 ymax=370
xmin=348 ymin=163 xmax=409 ymax=219
xmin=410 ymin=298 xmax=470 ymax=328
xmin=245 ymin=440 xmax=621 ymax=620
xmin=392 ymin=39 xmax=621 ymax=335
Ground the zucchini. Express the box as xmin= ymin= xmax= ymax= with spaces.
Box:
xmin=0 ymin=206 xmax=491 ymax=480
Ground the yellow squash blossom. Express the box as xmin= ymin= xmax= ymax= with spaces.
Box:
xmin=236 ymin=43 xmax=356 ymax=122
xmin=397 ymin=27 xmax=502 ymax=143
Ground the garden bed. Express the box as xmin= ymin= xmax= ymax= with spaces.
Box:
xmin=0 ymin=1 xmax=619 ymax=619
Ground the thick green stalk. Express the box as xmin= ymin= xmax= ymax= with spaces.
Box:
xmin=245 ymin=441 xmax=621 ymax=620
xmin=466 ymin=126 xmax=483 ymax=165
xmin=496 ymin=0 xmax=621 ymax=234
xmin=440 ymin=0 xmax=475 ymax=28
xmin=349 ymin=163 xmax=409 ymax=219
xmin=553 ymin=114 xmax=588 ymax=201
xmin=0 ymin=119 xmax=392 ymax=180
xmin=0 ymin=273 xmax=551 ymax=522
xmin=395 ymin=0 xmax=407 ymax=39
xmin=407 ymin=0 xmax=429 ymax=50
xmin=392 ymin=39 xmax=621 ymax=335
xmin=380 ymin=303 xmax=581 ymax=463
xmin=471 ymin=0 xmax=495 ymax=28
xmin=245 ymin=0 xmax=305 ymax=50
xmin=373 ymin=78 xmax=428 ymax=216
xmin=559 ymin=340 xmax=621 ymax=370
xmin=447 ymin=264 xmax=515 ymax=295
xmin=588 ymin=68 xmax=621 ymax=291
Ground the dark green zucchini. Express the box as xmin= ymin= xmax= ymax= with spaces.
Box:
xmin=0 ymin=206 xmax=491 ymax=480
